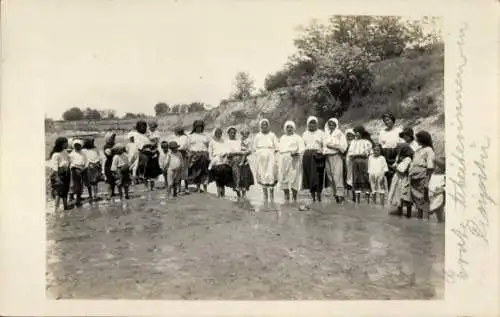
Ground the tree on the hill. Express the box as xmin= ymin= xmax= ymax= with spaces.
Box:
xmin=230 ymin=71 xmax=255 ymax=100
xmin=62 ymin=107 xmax=84 ymax=121
xmin=154 ymin=102 xmax=170 ymax=116
xmin=123 ymin=112 xmax=138 ymax=119
xmin=188 ymin=102 xmax=206 ymax=112
xmin=171 ymin=104 xmax=181 ymax=113
xmin=83 ymin=107 xmax=102 ymax=120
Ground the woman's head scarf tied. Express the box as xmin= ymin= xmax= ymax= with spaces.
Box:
xmin=283 ymin=121 xmax=296 ymax=134
xmin=324 ymin=118 xmax=341 ymax=136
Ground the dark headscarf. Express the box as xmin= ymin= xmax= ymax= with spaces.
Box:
xmin=382 ymin=112 xmax=396 ymax=124
xmin=399 ymin=127 xmax=415 ymax=141
xmin=49 ymin=137 xmax=68 ymax=159
xmin=353 ymin=125 xmax=374 ymax=145
xmin=136 ymin=120 xmax=148 ymax=134
xmin=415 ymin=131 xmax=433 ymax=149
xmin=397 ymin=143 xmax=414 ymax=161
xmin=83 ymin=138 xmax=95 ymax=149
xmin=191 ymin=120 xmax=205 ymax=134
xmin=174 ymin=126 xmax=186 ymax=136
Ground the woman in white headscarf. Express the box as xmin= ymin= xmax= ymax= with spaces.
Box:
xmin=278 ymin=121 xmax=304 ymax=202
xmin=301 ymin=116 xmax=326 ymax=202
xmin=323 ymin=118 xmax=347 ymax=203
xmin=253 ymin=118 xmax=279 ymax=201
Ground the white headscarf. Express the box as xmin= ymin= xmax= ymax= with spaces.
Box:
xmin=283 ymin=120 xmax=296 ymax=134
xmin=212 ymin=127 xmax=224 ymax=141
xmin=306 ymin=116 xmax=318 ymax=129
xmin=324 ymin=118 xmax=342 ymax=136
xmin=72 ymin=139 xmax=83 ymax=147
xmin=345 ymin=128 xmax=355 ymax=137
xmin=259 ymin=118 xmax=270 ymax=133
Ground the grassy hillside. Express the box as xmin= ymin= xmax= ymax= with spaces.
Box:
xmin=204 ymin=47 xmax=444 ymax=156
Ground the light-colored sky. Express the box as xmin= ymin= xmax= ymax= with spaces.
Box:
xmin=4 ymin=1 xmax=439 ymax=119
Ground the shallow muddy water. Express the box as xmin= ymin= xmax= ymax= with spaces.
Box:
xmin=46 ymin=176 xmax=445 ymax=300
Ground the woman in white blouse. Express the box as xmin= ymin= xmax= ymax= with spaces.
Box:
xmin=278 ymin=121 xmax=304 ymax=202
xmin=188 ymin=120 xmax=210 ymax=193
xmin=48 ymin=137 xmax=71 ymax=211
xmin=377 ymin=113 xmax=404 ymax=187
xmin=301 ymin=116 xmax=326 ymax=202
xmin=208 ymin=127 xmax=233 ymax=198
xmin=253 ymin=118 xmax=279 ymax=201
xmin=347 ymin=125 xmax=373 ymax=203
xmin=323 ymin=118 xmax=347 ymax=203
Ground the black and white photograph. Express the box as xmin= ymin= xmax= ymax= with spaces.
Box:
xmin=41 ymin=6 xmax=447 ymax=300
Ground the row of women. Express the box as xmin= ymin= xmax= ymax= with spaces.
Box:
xmin=207 ymin=113 xmax=444 ymax=221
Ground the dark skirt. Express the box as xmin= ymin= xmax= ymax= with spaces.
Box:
xmin=302 ymin=149 xmax=327 ymax=192
xmin=71 ymin=167 xmax=86 ymax=195
xmin=229 ymin=156 xmax=254 ymax=190
xmin=352 ymin=157 xmax=370 ymax=192
xmin=410 ymin=176 xmax=430 ymax=212
xmin=209 ymin=164 xmax=234 ymax=188
xmin=382 ymin=147 xmax=399 ymax=187
xmin=50 ymin=166 xmax=71 ymax=198
xmin=189 ymin=151 xmax=210 ymax=185
xmin=137 ymin=150 xmax=162 ymax=180
xmin=114 ymin=165 xmax=132 ymax=187
xmin=86 ymin=162 xmax=103 ymax=185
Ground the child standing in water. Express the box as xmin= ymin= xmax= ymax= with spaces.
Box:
xmin=368 ymin=143 xmax=389 ymax=204
xmin=409 ymin=131 xmax=435 ymax=219
xmin=238 ymin=127 xmax=254 ymax=199
xmin=69 ymin=139 xmax=88 ymax=207
xmin=110 ymin=144 xmax=131 ymax=200
xmin=161 ymin=141 xmax=183 ymax=198
xmin=387 ymin=144 xmax=414 ymax=217
xmin=428 ymin=156 xmax=445 ymax=222
xmin=347 ymin=126 xmax=373 ymax=203
xmin=82 ymin=138 xmax=102 ymax=202
xmin=49 ymin=137 xmax=71 ymax=211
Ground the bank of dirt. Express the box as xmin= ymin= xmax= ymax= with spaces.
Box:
xmin=47 ymin=190 xmax=444 ymax=300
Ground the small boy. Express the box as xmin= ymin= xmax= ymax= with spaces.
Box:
xmin=368 ymin=143 xmax=389 ymax=204
xmin=428 ymin=156 xmax=445 ymax=222
xmin=68 ymin=139 xmax=88 ymax=207
xmin=161 ymin=141 xmax=183 ymax=198
xmin=110 ymin=143 xmax=131 ymax=200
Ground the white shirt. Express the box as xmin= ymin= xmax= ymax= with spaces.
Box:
xmin=378 ymin=126 xmax=404 ymax=149
xmin=209 ymin=139 xmax=228 ymax=166
xmin=253 ymin=132 xmax=279 ymax=152
xmin=134 ymin=133 xmax=152 ymax=151
xmin=368 ymin=155 xmax=389 ymax=176
xmin=49 ymin=152 xmax=70 ymax=171
xmin=188 ymin=133 xmax=210 ymax=152
xmin=82 ymin=148 xmax=100 ymax=164
xmin=111 ymin=154 xmax=129 ymax=171
xmin=323 ymin=130 xmax=347 ymax=155
xmin=278 ymin=134 xmax=304 ymax=154
xmin=126 ymin=142 xmax=138 ymax=161
xmin=176 ymin=135 xmax=189 ymax=151
xmin=302 ymin=130 xmax=324 ymax=151
xmin=162 ymin=151 xmax=182 ymax=170
xmin=69 ymin=151 xmax=88 ymax=169
xmin=347 ymin=139 xmax=373 ymax=157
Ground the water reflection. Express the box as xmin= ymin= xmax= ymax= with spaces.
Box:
xmin=46 ymin=177 xmax=444 ymax=300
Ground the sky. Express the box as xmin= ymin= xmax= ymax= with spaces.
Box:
xmin=3 ymin=1 xmax=440 ymax=120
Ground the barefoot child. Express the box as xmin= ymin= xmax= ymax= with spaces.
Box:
xmin=409 ymin=131 xmax=435 ymax=219
xmin=368 ymin=143 xmax=388 ymax=204
xmin=110 ymin=144 xmax=131 ymax=200
xmin=347 ymin=126 xmax=373 ymax=203
xmin=161 ymin=141 xmax=183 ymax=198
xmin=387 ymin=144 xmax=414 ymax=217
xmin=82 ymin=138 xmax=103 ymax=202
xmin=48 ymin=137 xmax=71 ymax=211
xmin=68 ymin=139 xmax=88 ymax=207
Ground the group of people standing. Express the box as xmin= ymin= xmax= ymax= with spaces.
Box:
xmin=47 ymin=113 xmax=445 ymax=222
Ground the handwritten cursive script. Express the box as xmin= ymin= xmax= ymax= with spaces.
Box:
xmin=448 ymin=22 xmax=468 ymax=213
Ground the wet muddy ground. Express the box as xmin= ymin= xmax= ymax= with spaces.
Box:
xmin=46 ymin=181 xmax=445 ymax=300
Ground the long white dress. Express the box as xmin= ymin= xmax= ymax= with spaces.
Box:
xmin=253 ymin=132 xmax=279 ymax=187
xmin=278 ymin=134 xmax=304 ymax=190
